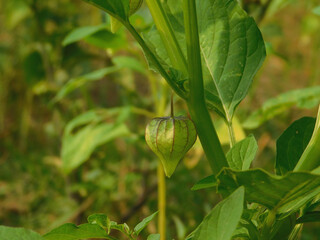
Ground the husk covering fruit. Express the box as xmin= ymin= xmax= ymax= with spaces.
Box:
xmin=145 ymin=116 xmax=197 ymax=177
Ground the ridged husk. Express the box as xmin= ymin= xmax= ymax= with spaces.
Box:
xmin=145 ymin=116 xmax=197 ymax=177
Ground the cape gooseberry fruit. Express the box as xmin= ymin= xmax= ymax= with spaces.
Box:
xmin=111 ymin=0 xmax=143 ymax=33
xmin=145 ymin=116 xmax=197 ymax=177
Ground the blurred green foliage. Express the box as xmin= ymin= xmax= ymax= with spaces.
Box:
xmin=0 ymin=0 xmax=319 ymax=239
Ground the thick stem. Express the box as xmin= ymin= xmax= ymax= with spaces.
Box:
xmin=183 ymin=0 xmax=228 ymax=175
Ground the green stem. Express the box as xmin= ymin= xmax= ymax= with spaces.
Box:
xmin=157 ymin=163 xmax=166 ymax=240
xmin=294 ymin=105 xmax=320 ymax=172
xmin=145 ymin=0 xmax=188 ymax=75
xmin=125 ymin=23 xmax=186 ymax=100
xmin=149 ymin=72 xmax=167 ymax=240
xmin=183 ymin=0 xmax=228 ymax=175
xmin=260 ymin=210 xmax=276 ymax=240
xmin=227 ymin=121 xmax=236 ymax=147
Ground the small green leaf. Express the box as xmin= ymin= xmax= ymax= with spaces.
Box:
xmin=192 ymin=187 xmax=245 ymax=240
xmin=52 ymin=66 xmax=119 ymax=103
xmin=134 ymin=211 xmax=158 ymax=236
xmin=226 ymin=135 xmax=258 ymax=170
xmin=110 ymin=222 xmax=131 ymax=234
xmin=297 ymin=211 xmax=320 ymax=223
xmin=62 ymin=24 xmax=108 ymax=46
xmin=276 ymin=117 xmax=315 ymax=175
xmin=43 ymin=223 xmax=110 ymax=240
xmin=312 ymin=6 xmax=320 ymax=16
xmin=87 ymin=213 xmax=111 ymax=233
xmin=217 ymin=168 xmax=320 ymax=218
xmin=112 ymin=56 xmax=146 ymax=74
xmin=81 ymin=0 xmax=130 ymax=22
xmin=232 ymin=219 xmax=259 ymax=240
xmin=0 ymin=226 xmax=44 ymax=240
xmin=147 ymin=234 xmax=160 ymax=240
xmin=243 ymin=86 xmax=320 ymax=129
xmin=62 ymin=108 xmax=131 ymax=173
xmin=191 ymin=175 xmax=217 ymax=191
xmin=84 ymin=30 xmax=127 ymax=49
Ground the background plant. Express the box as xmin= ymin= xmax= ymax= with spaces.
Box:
xmin=1 ymin=0 xmax=318 ymax=239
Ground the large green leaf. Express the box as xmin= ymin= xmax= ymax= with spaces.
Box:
xmin=226 ymin=134 xmax=258 ymax=170
xmin=192 ymin=187 xmax=244 ymax=240
xmin=143 ymin=0 xmax=265 ymax=120
xmin=0 ymin=226 xmax=44 ymax=240
xmin=43 ymin=223 xmax=111 ymax=240
xmin=276 ymin=117 xmax=315 ymax=175
xmin=217 ymin=168 xmax=320 ymax=218
xmin=243 ymin=86 xmax=320 ymax=129
xmin=81 ymin=0 xmax=130 ymax=22
xmin=197 ymin=0 xmax=265 ymax=120
xmin=62 ymin=108 xmax=131 ymax=173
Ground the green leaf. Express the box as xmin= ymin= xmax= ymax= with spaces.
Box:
xmin=85 ymin=30 xmax=127 ymax=49
xmin=63 ymin=24 xmax=108 ymax=46
xmin=52 ymin=66 xmax=120 ymax=103
xmin=217 ymin=168 xmax=320 ymax=218
xmin=62 ymin=108 xmax=131 ymax=173
xmin=192 ymin=187 xmax=245 ymax=240
xmin=297 ymin=211 xmax=320 ymax=223
xmin=313 ymin=6 xmax=320 ymax=16
xmin=232 ymin=219 xmax=259 ymax=240
xmin=295 ymin=105 xmax=320 ymax=172
xmin=147 ymin=234 xmax=160 ymax=240
xmin=81 ymin=0 xmax=130 ymax=22
xmin=134 ymin=211 xmax=158 ymax=236
xmin=243 ymin=86 xmax=320 ymax=129
xmin=197 ymin=0 xmax=266 ymax=120
xmin=0 ymin=226 xmax=44 ymax=240
xmin=191 ymin=175 xmax=217 ymax=191
xmin=112 ymin=56 xmax=146 ymax=74
xmin=87 ymin=213 xmax=111 ymax=232
xmin=226 ymin=135 xmax=258 ymax=170
xmin=276 ymin=117 xmax=315 ymax=175
xmin=110 ymin=222 xmax=131 ymax=234
xmin=143 ymin=0 xmax=265 ymax=120
xmin=43 ymin=223 xmax=110 ymax=240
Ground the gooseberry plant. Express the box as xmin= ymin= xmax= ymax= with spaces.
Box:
xmin=1 ymin=0 xmax=320 ymax=240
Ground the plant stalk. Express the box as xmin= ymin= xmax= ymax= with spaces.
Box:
xmin=145 ymin=0 xmax=188 ymax=76
xmin=227 ymin=121 xmax=236 ymax=147
xmin=260 ymin=210 xmax=276 ymax=240
xmin=150 ymin=74 xmax=167 ymax=240
xmin=157 ymin=163 xmax=166 ymax=240
xmin=183 ymin=0 xmax=228 ymax=175
xmin=294 ymin=105 xmax=320 ymax=172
